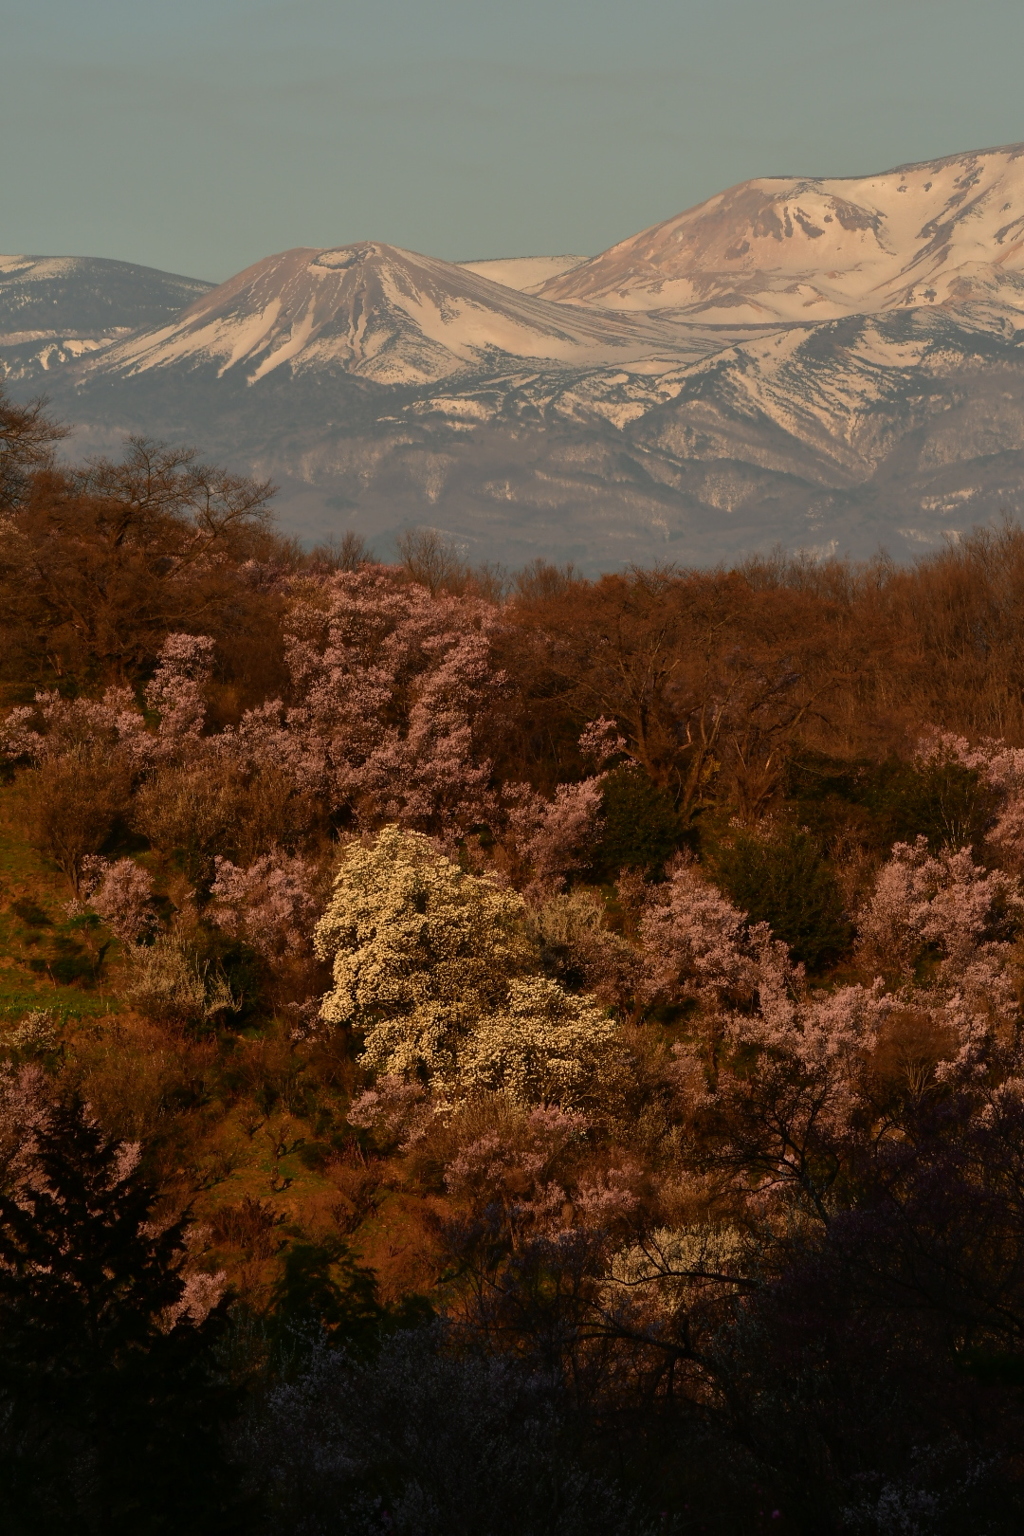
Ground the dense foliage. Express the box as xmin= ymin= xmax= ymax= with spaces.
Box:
xmin=5 ymin=385 xmax=1024 ymax=1532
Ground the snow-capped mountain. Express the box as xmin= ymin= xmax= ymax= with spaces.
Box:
xmin=9 ymin=143 xmax=1024 ymax=569
xmin=0 ymin=254 xmax=212 ymax=381
xmin=85 ymin=243 xmax=715 ymax=387
xmin=538 ymin=143 xmax=1024 ymax=324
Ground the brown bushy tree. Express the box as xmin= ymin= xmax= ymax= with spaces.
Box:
xmin=0 ymin=386 xmax=68 ymax=513
xmin=0 ymin=431 xmax=280 ymax=692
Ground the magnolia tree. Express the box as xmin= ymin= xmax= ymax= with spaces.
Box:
xmin=313 ymin=826 xmax=623 ymax=1108
xmin=460 ymin=977 xmax=619 ymax=1110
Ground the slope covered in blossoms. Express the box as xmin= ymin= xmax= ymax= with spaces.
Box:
xmin=6 ymin=396 xmax=1024 ymax=1525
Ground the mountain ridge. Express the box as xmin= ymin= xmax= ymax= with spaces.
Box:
xmin=6 ymin=142 xmax=1024 ymax=570
xmin=536 ymin=143 xmax=1024 ymax=323
xmin=81 ymin=241 xmax=721 ymax=387
xmin=0 ymin=255 xmax=213 ymax=382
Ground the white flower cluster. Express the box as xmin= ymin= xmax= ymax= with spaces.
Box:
xmin=314 ymin=826 xmax=622 ymax=1107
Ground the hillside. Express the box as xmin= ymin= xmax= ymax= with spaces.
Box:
xmin=5 ymin=391 xmax=1024 ymax=1526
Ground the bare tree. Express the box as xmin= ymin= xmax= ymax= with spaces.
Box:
xmin=397 ymin=527 xmax=469 ymax=596
xmin=0 ymin=386 xmax=68 ymax=512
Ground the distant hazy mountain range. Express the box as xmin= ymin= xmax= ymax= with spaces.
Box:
xmin=6 ymin=143 xmax=1024 ymax=570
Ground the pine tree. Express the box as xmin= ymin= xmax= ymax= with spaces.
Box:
xmin=0 ymin=1097 xmax=243 ymax=1535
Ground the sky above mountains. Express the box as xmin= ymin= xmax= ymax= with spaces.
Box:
xmin=3 ymin=0 xmax=1024 ymax=282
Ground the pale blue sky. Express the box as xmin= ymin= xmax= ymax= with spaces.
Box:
xmin=2 ymin=0 xmax=1022 ymax=282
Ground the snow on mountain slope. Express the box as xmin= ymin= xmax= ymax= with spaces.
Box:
xmin=0 ymin=255 xmax=213 ymax=381
xmin=15 ymin=141 xmax=1024 ymax=570
xmin=456 ymin=254 xmax=588 ymax=291
xmin=537 ymin=144 xmax=1024 ymax=323
xmin=84 ymin=242 xmax=706 ymax=388
xmin=624 ymin=307 xmax=1024 ymax=481
xmin=399 ymin=301 xmax=1024 ymax=483
xmin=40 ymin=287 xmax=1024 ymax=571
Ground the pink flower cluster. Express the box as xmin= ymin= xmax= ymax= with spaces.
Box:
xmin=81 ymin=856 xmax=158 ymax=943
xmin=145 ymin=633 xmax=216 ymax=744
xmin=0 ymin=1063 xmax=50 ymax=1187
xmin=443 ymin=1105 xmax=636 ymax=1239
xmin=857 ymin=835 xmax=1021 ymax=979
xmin=250 ymin=570 xmax=504 ymax=835
xmin=638 ymin=833 xmax=1024 ymax=1182
xmin=639 ymin=854 xmax=759 ymax=1006
xmin=917 ymin=726 xmax=1024 ymax=860
xmin=0 ymin=686 xmax=153 ymax=770
xmin=0 ymin=573 xmax=639 ymax=886
xmin=504 ymin=777 xmax=605 ymax=896
xmin=578 ymin=716 xmax=627 ymax=768
xmin=209 ymin=848 xmax=324 ymax=960
xmin=0 ymin=629 xmax=220 ymax=775
xmin=347 ymin=1074 xmax=432 ymax=1147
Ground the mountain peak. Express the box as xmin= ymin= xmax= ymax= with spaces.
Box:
xmin=0 ymin=254 xmax=214 ymax=381
xmin=537 ymin=142 xmax=1024 ymax=323
xmin=85 ymin=240 xmax=711 ymax=387
xmin=11 ymin=141 xmax=1024 ymax=573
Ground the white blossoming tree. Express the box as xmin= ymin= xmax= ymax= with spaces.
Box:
xmin=460 ymin=976 xmax=618 ymax=1109
xmin=313 ymin=826 xmax=622 ymax=1106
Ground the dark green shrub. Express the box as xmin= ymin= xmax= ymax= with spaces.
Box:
xmin=590 ymin=765 xmax=681 ymax=878
xmin=860 ymin=757 xmax=996 ymax=852
xmin=787 ymin=752 xmax=996 ymax=854
xmin=708 ymin=825 xmax=852 ymax=971
xmin=10 ymin=899 xmax=50 ymax=929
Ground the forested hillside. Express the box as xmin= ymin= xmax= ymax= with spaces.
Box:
xmin=3 ymin=386 xmax=1024 ymax=1533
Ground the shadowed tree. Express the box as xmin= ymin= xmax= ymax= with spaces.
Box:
xmin=0 ymin=1096 xmax=245 ymax=1535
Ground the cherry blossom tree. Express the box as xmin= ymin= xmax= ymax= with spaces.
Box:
xmin=503 ymin=778 xmax=605 ymax=897
xmin=267 ymin=569 xmax=504 ymax=835
xmin=639 ymin=854 xmax=764 ymax=1008
xmin=0 ymin=1063 xmax=50 ymax=1192
xmin=916 ymin=726 xmax=1024 ymax=861
xmin=209 ymin=847 xmax=324 ymax=961
xmin=0 ymin=685 xmax=152 ymax=772
xmin=81 ymin=856 xmax=158 ymax=944
xmin=578 ymin=716 xmax=627 ymax=769
xmin=857 ymin=835 xmax=1022 ymax=985
xmin=144 ymin=632 xmax=216 ymax=744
